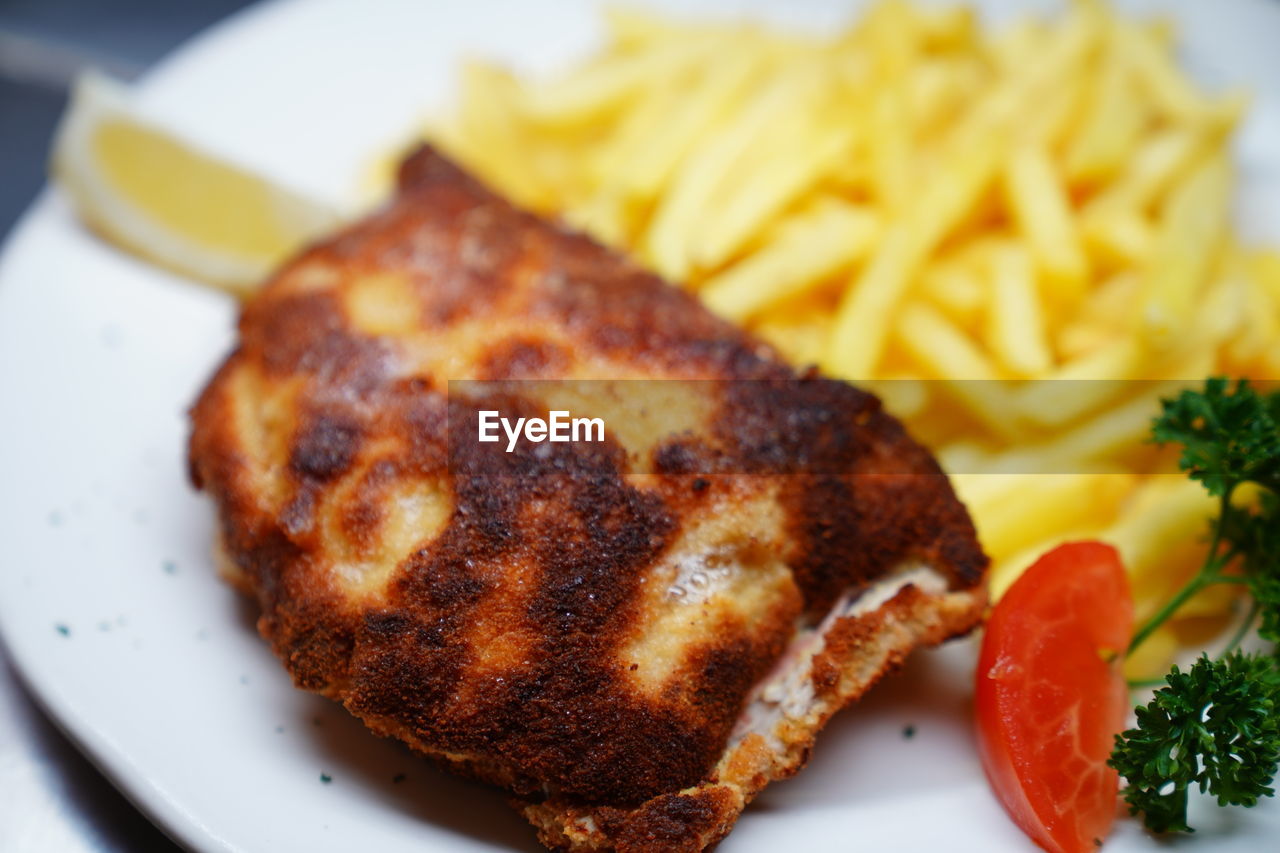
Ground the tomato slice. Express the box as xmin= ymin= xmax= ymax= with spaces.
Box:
xmin=976 ymin=541 xmax=1134 ymax=853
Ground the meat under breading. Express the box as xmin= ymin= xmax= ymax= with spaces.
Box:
xmin=187 ymin=145 xmax=988 ymax=852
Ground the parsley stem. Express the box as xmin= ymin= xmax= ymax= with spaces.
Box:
xmin=1222 ymin=599 xmax=1261 ymax=656
xmin=1129 ymin=575 xmax=1211 ymax=654
xmin=1128 ymin=487 xmax=1236 ymax=655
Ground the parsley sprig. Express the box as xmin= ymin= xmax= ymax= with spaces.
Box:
xmin=1113 ymin=653 xmax=1280 ymax=833
xmin=1109 ymin=378 xmax=1280 ymax=833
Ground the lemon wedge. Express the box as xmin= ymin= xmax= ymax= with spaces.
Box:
xmin=51 ymin=72 xmax=343 ymax=294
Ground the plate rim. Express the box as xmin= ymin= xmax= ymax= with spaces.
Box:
xmin=3 ymin=1 xmax=1280 ymax=851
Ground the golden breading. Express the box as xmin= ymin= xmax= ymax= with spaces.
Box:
xmin=188 ymin=146 xmax=987 ymax=851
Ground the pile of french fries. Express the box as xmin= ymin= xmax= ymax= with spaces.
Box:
xmin=420 ymin=0 xmax=1280 ymax=677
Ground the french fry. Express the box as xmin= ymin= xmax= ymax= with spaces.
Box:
xmin=825 ymin=133 xmax=1006 ymax=378
xmin=1071 ymin=270 xmax=1142 ymax=333
xmin=1140 ymin=153 xmax=1231 ymax=348
xmin=915 ymin=4 xmax=975 ymax=52
xmin=951 ymin=6 xmax=1097 ymax=150
xmin=1124 ymin=624 xmax=1181 ymax=681
xmin=1116 ymin=21 xmax=1247 ymax=128
xmin=1081 ymin=382 xmax=1204 ymax=457
xmin=753 ymin=309 xmax=833 ymax=368
xmin=986 ymin=243 xmax=1053 ymax=376
xmin=986 ymin=384 xmax=1181 ymax=473
xmin=563 ymin=189 xmax=636 ymax=247
xmin=1173 ymin=579 xmax=1244 ymax=621
xmin=920 ymin=260 xmax=985 ymax=329
xmin=643 ymin=64 xmax=819 ymax=280
xmin=893 ymin=302 xmax=1024 ymax=441
xmin=989 ymin=523 xmax=1106 ymax=599
xmin=952 ymin=473 xmax=1051 ymax=531
xmin=701 ymin=198 xmax=878 ymax=321
xmin=1143 ymin=14 xmax=1177 ymax=48
xmin=1084 ymin=126 xmax=1208 ymax=216
xmin=1055 ymin=322 xmax=1111 ymax=362
xmin=1080 ymin=207 xmax=1152 ymax=269
xmin=1017 ymin=337 xmax=1144 ymax=428
xmin=938 ymin=443 xmax=997 ymax=477
xmin=909 ymin=59 xmax=974 ymax=138
xmin=425 ymin=1 xmax=1279 ymax=654
xmin=963 ymin=472 xmax=1137 ymax=564
xmin=692 ymin=119 xmax=857 ymax=270
xmin=1226 ymin=263 xmax=1280 ymax=373
xmin=589 ymin=74 xmax=694 ymax=188
xmin=893 ymin=301 xmax=999 ymax=381
xmin=987 ymin=18 xmax=1047 ymax=78
xmin=1251 ymin=284 xmax=1280 ymax=382
xmin=1248 ymin=249 xmax=1280 ymax=306
xmin=1105 ymin=476 xmax=1216 ymax=604
xmin=1065 ymin=45 xmax=1146 ymax=184
xmin=444 ymin=63 xmax=555 ymax=211
xmin=869 ymin=83 xmax=913 ymax=214
xmin=1004 ymin=143 xmax=1089 ymax=299
xmin=1199 ymin=264 xmax=1246 ymax=347
xmin=593 ymin=51 xmax=760 ymax=201
xmin=866 ymin=374 xmax=931 ymax=420
xmin=823 ymin=226 xmax=922 ymax=379
xmin=521 ymin=33 xmax=721 ymax=127
xmin=949 ymin=471 xmax=1025 ymax=510
xmin=865 ymin=1 xmax=917 ymax=214
xmin=1020 ymin=69 xmax=1088 ymax=151
xmin=913 ymin=138 xmax=1004 ymax=253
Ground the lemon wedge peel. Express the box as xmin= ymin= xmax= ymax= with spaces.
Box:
xmin=51 ymin=71 xmax=343 ymax=295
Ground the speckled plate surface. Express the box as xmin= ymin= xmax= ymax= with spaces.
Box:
xmin=1 ymin=1 xmax=1279 ymax=850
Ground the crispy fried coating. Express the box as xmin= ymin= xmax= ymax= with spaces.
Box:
xmin=188 ymin=146 xmax=987 ymax=851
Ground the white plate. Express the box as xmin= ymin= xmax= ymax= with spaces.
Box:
xmin=1 ymin=1 xmax=1279 ymax=851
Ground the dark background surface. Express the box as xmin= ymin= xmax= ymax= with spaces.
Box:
xmin=0 ymin=5 xmax=252 ymax=850
xmin=0 ymin=0 xmax=254 ymax=238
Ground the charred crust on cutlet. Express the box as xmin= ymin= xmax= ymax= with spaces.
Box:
xmin=243 ymin=291 xmax=388 ymax=391
xmin=187 ymin=144 xmax=988 ymax=844
xmin=397 ymin=144 xmax=493 ymax=195
xmin=716 ymin=377 xmax=882 ymax=474
xmin=650 ymin=439 xmax=715 ymax=476
xmin=396 ymin=387 xmax=449 ymax=474
xmin=593 ymin=787 xmax=739 ymax=853
xmin=337 ymin=384 xmax=776 ymax=805
xmin=477 ymin=337 xmax=569 ymax=379
xmin=336 ymin=457 xmax=398 ymax=553
xmin=288 ymin=410 xmax=363 ymax=482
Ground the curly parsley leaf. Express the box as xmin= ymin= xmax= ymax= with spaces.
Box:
xmin=1151 ymin=378 xmax=1280 ymax=497
xmin=1111 ymin=653 xmax=1280 ymax=833
xmin=1114 ymin=379 xmax=1280 ymax=836
xmin=1220 ymin=491 xmax=1280 ymax=644
xmin=1254 ymin=572 xmax=1280 ymax=648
